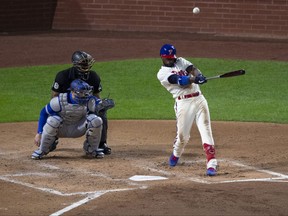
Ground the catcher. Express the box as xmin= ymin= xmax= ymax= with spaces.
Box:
xmin=51 ymin=51 xmax=112 ymax=155
xmin=32 ymin=79 xmax=115 ymax=159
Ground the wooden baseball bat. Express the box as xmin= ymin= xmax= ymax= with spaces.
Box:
xmin=206 ymin=69 xmax=246 ymax=80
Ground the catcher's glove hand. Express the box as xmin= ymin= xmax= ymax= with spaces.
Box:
xmin=87 ymin=97 xmax=115 ymax=115
xmin=96 ymin=98 xmax=115 ymax=112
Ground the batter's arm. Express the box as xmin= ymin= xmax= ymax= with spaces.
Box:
xmin=186 ymin=65 xmax=206 ymax=84
xmin=186 ymin=65 xmax=200 ymax=77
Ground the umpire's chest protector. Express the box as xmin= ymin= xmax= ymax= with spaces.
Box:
xmin=51 ymin=93 xmax=87 ymax=124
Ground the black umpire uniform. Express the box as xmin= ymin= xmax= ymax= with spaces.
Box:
xmin=51 ymin=51 xmax=111 ymax=155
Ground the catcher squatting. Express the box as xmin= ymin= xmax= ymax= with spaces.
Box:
xmin=51 ymin=51 xmax=111 ymax=155
xmin=32 ymin=79 xmax=115 ymax=159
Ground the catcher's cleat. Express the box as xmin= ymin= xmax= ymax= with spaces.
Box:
xmin=206 ymin=168 xmax=217 ymax=176
xmin=99 ymin=143 xmax=111 ymax=155
xmin=91 ymin=149 xmax=104 ymax=159
xmin=31 ymin=149 xmax=46 ymax=160
xmin=169 ymin=153 xmax=179 ymax=167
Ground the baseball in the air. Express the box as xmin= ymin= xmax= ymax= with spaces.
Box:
xmin=193 ymin=7 xmax=200 ymax=14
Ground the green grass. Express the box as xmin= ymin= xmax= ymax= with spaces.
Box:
xmin=0 ymin=58 xmax=287 ymax=123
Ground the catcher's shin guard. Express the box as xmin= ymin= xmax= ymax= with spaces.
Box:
xmin=84 ymin=114 xmax=103 ymax=156
xmin=83 ymin=140 xmax=104 ymax=158
xmin=40 ymin=116 xmax=62 ymax=153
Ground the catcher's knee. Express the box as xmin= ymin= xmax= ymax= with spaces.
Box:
xmin=87 ymin=114 xmax=102 ymax=129
xmin=43 ymin=115 xmax=63 ymax=136
xmin=86 ymin=115 xmax=102 ymax=138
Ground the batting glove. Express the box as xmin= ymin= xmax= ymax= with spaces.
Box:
xmin=194 ymin=74 xmax=207 ymax=84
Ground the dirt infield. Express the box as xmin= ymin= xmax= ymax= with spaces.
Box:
xmin=0 ymin=31 xmax=288 ymax=215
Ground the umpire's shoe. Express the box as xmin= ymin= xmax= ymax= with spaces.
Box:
xmin=99 ymin=142 xmax=111 ymax=155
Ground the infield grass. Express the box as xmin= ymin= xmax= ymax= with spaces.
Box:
xmin=0 ymin=58 xmax=287 ymax=123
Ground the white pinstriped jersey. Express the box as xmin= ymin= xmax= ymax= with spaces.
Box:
xmin=157 ymin=57 xmax=201 ymax=99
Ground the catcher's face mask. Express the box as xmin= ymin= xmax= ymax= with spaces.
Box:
xmin=70 ymin=79 xmax=93 ymax=105
xmin=73 ymin=90 xmax=92 ymax=104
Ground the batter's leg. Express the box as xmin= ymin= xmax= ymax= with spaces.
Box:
xmin=195 ymin=98 xmax=217 ymax=175
xmin=169 ymin=100 xmax=195 ymax=166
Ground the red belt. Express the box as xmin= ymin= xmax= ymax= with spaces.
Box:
xmin=177 ymin=92 xmax=200 ymax=100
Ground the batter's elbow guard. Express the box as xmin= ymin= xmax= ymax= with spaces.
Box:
xmin=178 ymin=76 xmax=191 ymax=86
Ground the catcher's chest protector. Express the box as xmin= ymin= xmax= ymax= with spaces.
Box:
xmin=52 ymin=93 xmax=87 ymax=124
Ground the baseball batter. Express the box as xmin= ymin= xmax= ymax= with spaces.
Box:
xmin=157 ymin=44 xmax=217 ymax=176
xmin=32 ymin=79 xmax=110 ymax=159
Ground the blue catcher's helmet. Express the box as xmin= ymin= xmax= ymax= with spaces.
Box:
xmin=70 ymin=79 xmax=93 ymax=104
xmin=160 ymin=44 xmax=177 ymax=59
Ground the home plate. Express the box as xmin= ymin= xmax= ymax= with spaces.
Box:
xmin=129 ymin=175 xmax=168 ymax=181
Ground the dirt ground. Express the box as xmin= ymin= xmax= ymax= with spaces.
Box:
xmin=0 ymin=31 xmax=288 ymax=216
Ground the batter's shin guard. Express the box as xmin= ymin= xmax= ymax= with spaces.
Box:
xmin=203 ymin=143 xmax=216 ymax=163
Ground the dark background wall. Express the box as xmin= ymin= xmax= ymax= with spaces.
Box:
xmin=1 ymin=0 xmax=287 ymax=39
xmin=0 ymin=0 xmax=57 ymax=32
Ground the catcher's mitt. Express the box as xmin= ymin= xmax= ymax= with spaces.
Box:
xmin=96 ymin=98 xmax=115 ymax=112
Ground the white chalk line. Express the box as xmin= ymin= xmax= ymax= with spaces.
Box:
xmin=0 ymin=175 xmax=88 ymax=196
xmin=0 ymin=173 xmax=146 ymax=216
xmin=49 ymin=191 xmax=106 ymax=216
xmin=219 ymin=177 xmax=288 ymax=183
xmin=2 ymin=172 xmax=55 ymax=177
xmin=0 ymin=161 xmax=148 ymax=216
xmin=135 ymin=162 xmax=209 ymax=184
xmin=39 ymin=163 xmax=60 ymax=170
xmin=0 ymin=173 xmax=144 ymax=196
xmin=37 ymin=162 xmax=143 ymax=187
xmin=229 ymin=160 xmax=288 ymax=178
xmin=135 ymin=159 xmax=288 ymax=184
xmin=1 ymin=157 xmax=287 ymax=215
xmin=49 ymin=187 xmax=142 ymax=216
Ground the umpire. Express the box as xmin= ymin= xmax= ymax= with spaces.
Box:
xmin=51 ymin=50 xmax=111 ymax=155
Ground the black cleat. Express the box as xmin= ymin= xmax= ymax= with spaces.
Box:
xmin=100 ymin=143 xmax=111 ymax=155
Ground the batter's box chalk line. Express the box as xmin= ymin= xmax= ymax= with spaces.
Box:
xmin=134 ymin=159 xmax=288 ymax=184
xmin=1 ymin=158 xmax=287 ymax=216
xmin=0 ymin=173 xmax=145 ymax=216
xmin=48 ymin=187 xmax=144 ymax=216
